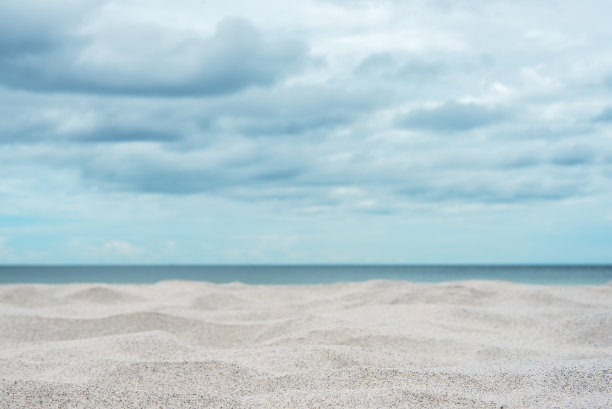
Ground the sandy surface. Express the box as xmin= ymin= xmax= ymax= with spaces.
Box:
xmin=0 ymin=280 xmax=610 ymax=408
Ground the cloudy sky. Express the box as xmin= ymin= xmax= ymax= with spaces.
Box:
xmin=1 ymin=0 xmax=611 ymax=264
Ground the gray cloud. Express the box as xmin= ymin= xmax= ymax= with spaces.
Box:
xmin=0 ymin=82 xmax=392 ymax=153
xmin=0 ymin=17 xmax=309 ymax=97
xmin=397 ymin=101 xmax=508 ymax=132
xmin=593 ymin=107 xmax=612 ymax=122
xmin=354 ymin=53 xmax=396 ymax=75
xmin=0 ymin=106 xmax=185 ymax=145
xmin=396 ymin=61 xmax=445 ymax=80
xmin=0 ymin=1 xmax=101 ymax=56
xmin=0 ymin=128 xmax=179 ymax=146
xmin=210 ymin=86 xmax=390 ymax=136
xmin=229 ymin=114 xmax=346 ymax=136
xmin=75 ymin=127 xmax=181 ymax=144
xmin=1 ymin=123 xmax=606 ymax=215
xmin=397 ymin=177 xmax=585 ymax=204
xmin=354 ymin=53 xmax=444 ymax=81
xmin=56 ymin=141 xmax=308 ymax=195
xmin=549 ymin=144 xmax=598 ymax=167
xmin=0 ymin=25 xmax=59 ymax=57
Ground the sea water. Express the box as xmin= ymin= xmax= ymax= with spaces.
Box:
xmin=0 ymin=265 xmax=610 ymax=285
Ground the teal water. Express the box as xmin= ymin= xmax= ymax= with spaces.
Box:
xmin=0 ymin=265 xmax=610 ymax=285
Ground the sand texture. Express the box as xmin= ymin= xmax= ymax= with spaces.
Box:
xmin=0 ymin=280 xmax=611 ymax=408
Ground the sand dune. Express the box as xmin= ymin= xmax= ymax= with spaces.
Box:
xmin=1 ymin=280 xmax=611 ymax=408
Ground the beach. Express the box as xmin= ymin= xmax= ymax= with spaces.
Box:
xmin=1 ymin=280 xmax=611 ymax=408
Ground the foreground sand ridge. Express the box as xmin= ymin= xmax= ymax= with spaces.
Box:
xmin=1 ymin=280 xmax=611 ymax=408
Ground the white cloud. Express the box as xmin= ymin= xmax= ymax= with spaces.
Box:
xmin=104 ymin=241 xmax=145 ymax=257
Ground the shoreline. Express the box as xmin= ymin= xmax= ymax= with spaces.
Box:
xmin=2 ymin=265 xmax=610 ymax=287
xmin=0 ymin=277 xmax=610 ymax=288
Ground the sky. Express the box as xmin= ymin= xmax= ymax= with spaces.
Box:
xmin=1 ymin=0 xmax=611 ymax=264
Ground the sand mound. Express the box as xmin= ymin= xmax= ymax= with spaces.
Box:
xmin=1 ymin=280 xmax=611 ymax=408
xmin=0 ymin=286 xmax=62 ymax=308
xmin=63 ymin=286 xmax=143 ymax=304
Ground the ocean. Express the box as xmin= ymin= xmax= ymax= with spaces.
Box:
xmin=0 ymin=265 xmax=610 ymax=285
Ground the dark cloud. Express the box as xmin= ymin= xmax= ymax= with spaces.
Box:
xmin=354 ymin=53 xmax=396 ymax=75
xmin=0 ymin=1 xmax=100 ymax=56
xmin=0 ymin=116 xmax=182 ymax=145
xmin=593 ymin=107 xmax=612 ymax=122
xmin=65 ymin=144 xmax=307 ymax=195
xmin=398 ymin=178 xmax=584 ymax=204
xmin=499 ymin=154 xmax=541 ymax=169
xmin=231 ymin=114 xmax=347 ymax=136
xmin=493 ymin=124 xmax=592 ymax=141
xmin=396 ymin=61 xmax=445 ymax=80
xmin=92 ymin=165 xmax=305 ymax=195
xmin=212 ymin=86 xmax=389 ymax=136
xmin=108 ymin=168 xmax=222 ymax=195
xmin=0 ymin=82 xmax=392 ymax=154
xmin=397 ymin=101 xmax=507 ymax=132
xmin=0 ymin=28 xmax=59 ymax=57
xmin=75 ymin=127 xmax=181 ymax=143
xmin=0 ymin=18 xmax=309 ymax=97
xmin=549 ymin=145 xmax=597 ymax=167
xmin=1 ymin=126 xmax=602 ymax=210
xmin=354 ymin=53 xmax=444 ymax=81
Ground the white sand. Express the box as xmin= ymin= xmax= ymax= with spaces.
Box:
xmin=1 ymin=280 xmax=611 ymax=408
